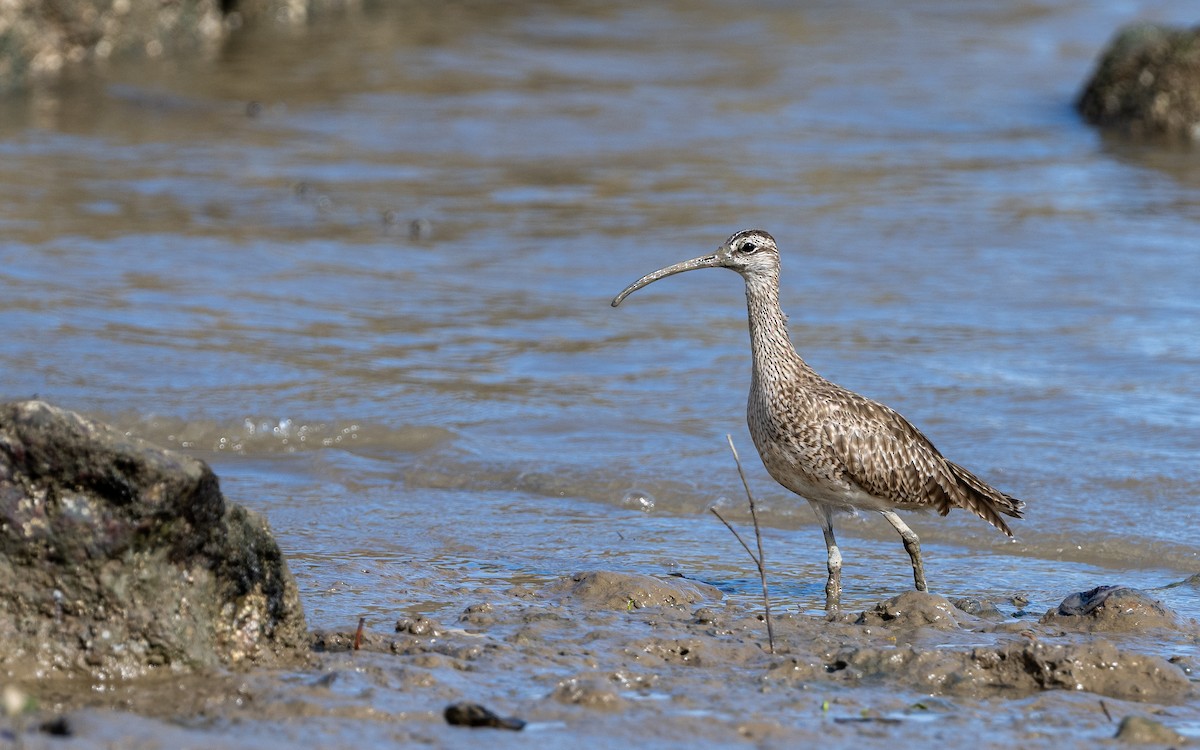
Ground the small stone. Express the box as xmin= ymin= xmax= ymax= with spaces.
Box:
xmin=2 ymin=686 xmax=29 ymax=716
xmin=409 ymin=218 xmax=433 ymax=241
xmin=443 ymin=702 xmax=525 ymax=730
xmin=39 ymin=716 xmax=72 ymax=737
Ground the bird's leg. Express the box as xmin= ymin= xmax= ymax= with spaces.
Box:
xmin=879 ymin=510 xmax=927 ymax=592
xmin=810 ymin=502 xmax=841 ymax=614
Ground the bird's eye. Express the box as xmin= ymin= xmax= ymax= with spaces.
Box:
xmin=737 ymin=241 xmax=757 ymax=254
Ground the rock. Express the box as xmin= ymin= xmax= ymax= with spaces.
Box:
xmin=0 ymin=400 xmax=307 ymax=678
xmin=1114 ymin=715 xmax=1187 ymax=744
xmin=443 ymin=702 xmax=525 ymax=730
xmin=1040 ymin=586 xmax=1184 ymax=633
xmin=0 ymin=0 xmax=349 ymax=92
xmin=0 ymin=0 xmax=225 ymax=91
xmin=38 ymin=715 xmax=72 ymax=737
xmin=1077 ymin=23 xmax=1200 ymax=141
xmin=547 ymin=571 xmax=722 ymax=610
xmin=856 ymin=591 xmax=969 ymax=630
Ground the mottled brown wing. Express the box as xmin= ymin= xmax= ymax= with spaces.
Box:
xmin=819 ymin=389 xmax=1023 ymax=534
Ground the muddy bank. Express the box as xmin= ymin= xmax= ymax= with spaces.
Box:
xmin=7 ymin=569 xmax=1198 ymax=748
xmin=1 ymin=403 xmax=1196 ymax=746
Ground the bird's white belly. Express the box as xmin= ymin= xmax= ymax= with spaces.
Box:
xmin=755 ymin=436 xmax=895 ymax=513
xmin=778 ymin=470 xmax=891 ymax=511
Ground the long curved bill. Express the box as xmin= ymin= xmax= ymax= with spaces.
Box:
xmin=610 ymin=253 xmax=722 ymax=307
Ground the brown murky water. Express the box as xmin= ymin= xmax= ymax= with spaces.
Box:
xmin=2 ymin=0 xmax=1200 ymax=746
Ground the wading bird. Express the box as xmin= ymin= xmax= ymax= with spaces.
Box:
xmin=611 ymin=229 xmax=1024 ymax=613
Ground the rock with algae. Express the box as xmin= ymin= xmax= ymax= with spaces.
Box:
xmin=0 ymin=400 xmax=307 ymax=678
xmin=1077 ymin=22 xmax=1200 ymax=141
xmin=0 ymin=0 xmax=352 ymax=91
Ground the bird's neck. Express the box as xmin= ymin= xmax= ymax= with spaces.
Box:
xmin=743 ymin=274 xmax=811 ymax=381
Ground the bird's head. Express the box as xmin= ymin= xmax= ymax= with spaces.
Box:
xmin=611 ymin=229 xmax=779 ymax=307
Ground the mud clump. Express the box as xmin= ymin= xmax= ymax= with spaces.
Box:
xmin=830 ymin=638 xmax=1190 ymax=702
xmin=8 ymin=572 xmax=1198 ymax=746
xmin=547 ymin=570 xmax=722 ymax=610
xmin=950 ymin=597 xmax=1005 ymax=620
xmin=1040 ymin=586 xmax=1187 ymax=633
xmin=1114 ymin=715 xmax=1188 ymax=744
xmin=0 ymin=400 xmax=307 ymax=679
xmin=968 ymin=641 xmax=1190 ymax=702
xmin=827 ymin=592 xmax=1193 ymax=702
xmin=856 ymin=591 xmax=973 ymax=630
xmin=551 ymin=676 xmax=629 ymax=711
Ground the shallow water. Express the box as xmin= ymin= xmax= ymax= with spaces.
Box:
xmin=2 ymin=0 xmax=1200 ymax=744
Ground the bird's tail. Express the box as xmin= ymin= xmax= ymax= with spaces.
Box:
xmin=947 ymin=461 xmax=1025 ymax=537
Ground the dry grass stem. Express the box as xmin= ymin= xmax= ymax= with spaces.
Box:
xmin=708 ymin=434 xmax=775 ymax=653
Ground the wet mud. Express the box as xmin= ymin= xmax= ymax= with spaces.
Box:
xmin=9 ymin=570 xmax=1199 ymax=748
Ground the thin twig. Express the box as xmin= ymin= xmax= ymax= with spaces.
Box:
xmin=353 ymin=616 xmax=365 ymax=651
xmin=710 ymin=434 xmax=775 ymax=653
xmin=710 ymin=507 xmax=755 ymax=561
xmin=727 ymin=436 xmax=771 ymax=604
